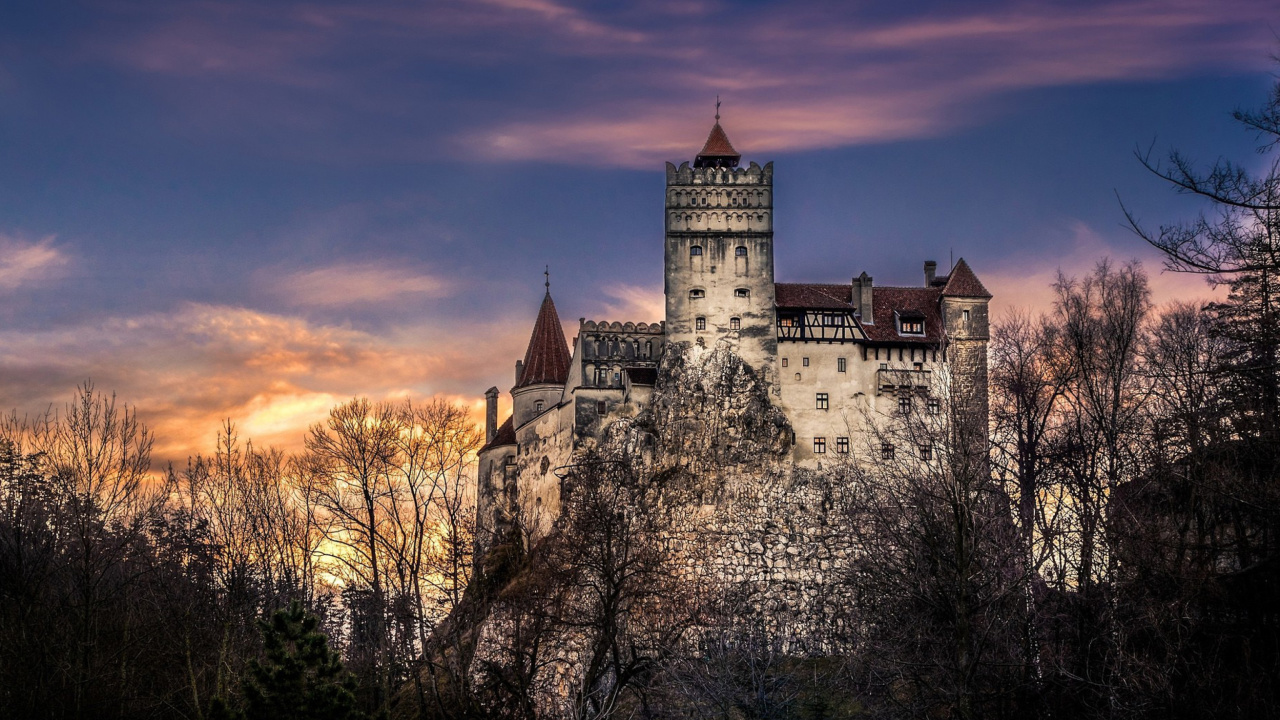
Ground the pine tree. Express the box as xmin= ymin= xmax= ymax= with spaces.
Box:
xmin=213 ymin=601 xmax=365 ymax=720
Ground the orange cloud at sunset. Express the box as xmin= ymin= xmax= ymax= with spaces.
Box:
xmin=0 ymin=302 xmax=522 ymax=467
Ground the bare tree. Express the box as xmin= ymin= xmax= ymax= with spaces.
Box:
xmin=845 ymin=369 xmax=1025 ymax=720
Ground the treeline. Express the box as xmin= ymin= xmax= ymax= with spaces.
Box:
xmin=0 ymin=394 xmax=479 ymax=719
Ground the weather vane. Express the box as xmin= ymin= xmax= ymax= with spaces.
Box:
xmin=544 ymin=265 xmax=550 ymax=291
xmin=715 ymin=95 xmax=721 ymax=122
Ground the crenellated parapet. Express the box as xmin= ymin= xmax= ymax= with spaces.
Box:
xmin=665 ymin=160 xmax=774 ymax=186
xmin=577 ymin=318 xmax=666 ymax=389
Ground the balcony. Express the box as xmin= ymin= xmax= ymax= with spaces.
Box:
xmin=877 ymin=368 xmax=931 ymax=395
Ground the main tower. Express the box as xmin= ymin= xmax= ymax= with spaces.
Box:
xmin=664 ymin=112 xmax=778 ymax=385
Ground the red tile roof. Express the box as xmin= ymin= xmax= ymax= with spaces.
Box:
xmin=480 ymin=415 xmax=515 ymax=452
xmin=867 ymin=286 xmax=944 ymax=343
xmin=695 ymin=122 xmax=741 ymax=167
xmin=940 ymin=258 xmax=992 ymax=298
xmin=517 ymin=292 xmax=571 ymax=388
xmin=775 ymin=282 xmax=853 ymax=309
xmin=775 ymin=282 xmax=945 ymax=344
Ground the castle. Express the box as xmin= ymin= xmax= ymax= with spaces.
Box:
xmin=476 ymin=116 xmax=991 ymax=545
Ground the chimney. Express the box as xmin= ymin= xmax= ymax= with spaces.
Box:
xmin=514 ymin=360 xmax=524 ymax=386
xmin=924 ymin=261 xmax=937 ymax=286
xmin=484 ymin=387 xmax=499 ymax=444
xmin=854 ymin=272 xmax=874 ymax=324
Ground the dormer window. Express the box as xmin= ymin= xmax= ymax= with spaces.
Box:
xmin=896 ymin=310 xmax=926 ymax=336
xmin=734 ymin=288 xmax=749 ymax=298
xmin=690 ymin=246 xmax=703 ymax=257
xmin=689 ymin=288 xmax=705 ymax=299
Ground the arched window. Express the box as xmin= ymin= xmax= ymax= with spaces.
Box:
xmin=645 ymin=340 xmax=652 ymax=357
xmin=690 ymin=245 xmax=703 ymax=257
xmin=735 ymin=246 xmax=747 ymax=257
xmin=689 ymin=288 xmax=705 ymax=299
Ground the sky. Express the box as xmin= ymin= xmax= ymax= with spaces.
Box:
xmin=1 ymin=0 xmax=1276 ymax=465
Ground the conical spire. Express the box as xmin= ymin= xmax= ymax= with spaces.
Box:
xmin=695 ymin=99 xmax=741 ymax=168
xmin=516 ymin=289 xmax=571 ymax=388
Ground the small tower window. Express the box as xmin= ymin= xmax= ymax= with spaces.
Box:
xmin=597 ymin=400 xmax=606 ymax=414
xmin=836 ymin=437 xmax=850 ymax=454
xmin=802 ymin=357 xmax=810 ymax=367
xmin=898 ymin=396 xmax=911 ymax=413
xmin=962 ymin=309 xmax=971 ymax=325
xmin=919 ymin=445 xmax=933 ymax=461
xmin=690 ymin=246 xmax=703 ymax=257
xmin=734 ymin=288 xmax=750 ymax=298
xmin=782 ymin=358 xmax=789 ymax=367
xmin=695 ymin=317 xmax=706 ymax=331
xmin=816 ymin=393 xmax=829 ymax=410
xmin=535 ymin=400 xmax=543 ymax=413
xmin=689 ymin=288 xmax=705 ymax=299
xmin=735 ymin=246 xmax=748 ymax=257
xmin=881 ymin=443 xmax=895 ymax=460
xmin=837 ymin=357 xmax=847 ymax=373
xmin=928 ymin=398 xmax=941 ymax=415
xmin=730 ymin=317 xmax=741 ymax=330
xmin=813 ymin=437 xmax=826 ymax=454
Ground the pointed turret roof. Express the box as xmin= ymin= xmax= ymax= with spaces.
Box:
xmin=695 ymin=111 xmax=741 ymax=168
xmin=940 ymin=258 xmax=992 ymax=298
xmin=516 ymin=290 xmax=571 ymax=389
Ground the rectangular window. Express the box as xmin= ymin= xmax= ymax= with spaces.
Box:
xmin=782 ymin=358 xmax=789 ymax=368
xmin=927 ymin=398 xmax=940 ymax=415
xmin=881 ymin=443 xmax=895 ymax=460
xmin=597 ymin=400 xmax=607 ymax=414
xmin=962 ymin=309 xmax=971 ymax=324
xmin=734 ymin=288 xmax=749 ymax=298
xmin=613 ymin=372 xmax=621 ymax=386
xmin=596 ymin=369 xmax=609 ymax=385
xmin=919 ymin=444 xmax=933 ymax=461
xmin=730 ymin=317 xmax=741 ymax=330
xmin=802 ymin=357 xmax=810 ymax=367
xmin=913 ymin=362 xmax=924 ymax=371
xmin=816 ymin=393 xmax=829 ymax=410
xmin=696 ymin=317 xmax=706 ymax=331
xmin=836 ymin=437 xmax=849 ymax=454
xmin=898 ymin=396 xmax=911 ymax=413
xmin=813 ymin=437 xmax=826 ymax=454
xmin=837 ymin=357 xmax=847 ymax=373
xmin=535 ymin=400 xmax=543 ymax=413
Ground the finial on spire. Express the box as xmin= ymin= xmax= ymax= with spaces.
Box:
xmin=715 ymin=95 xmax=721 ymax=122
xmin=544 ymin=265 xmax=550 ymax=293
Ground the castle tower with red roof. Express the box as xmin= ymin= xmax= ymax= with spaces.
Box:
xmin=664 ymin=111 xmax=779 ymax=386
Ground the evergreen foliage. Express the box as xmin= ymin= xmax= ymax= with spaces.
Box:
xmin=215 ymin=601 xmax=365 ymax=720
